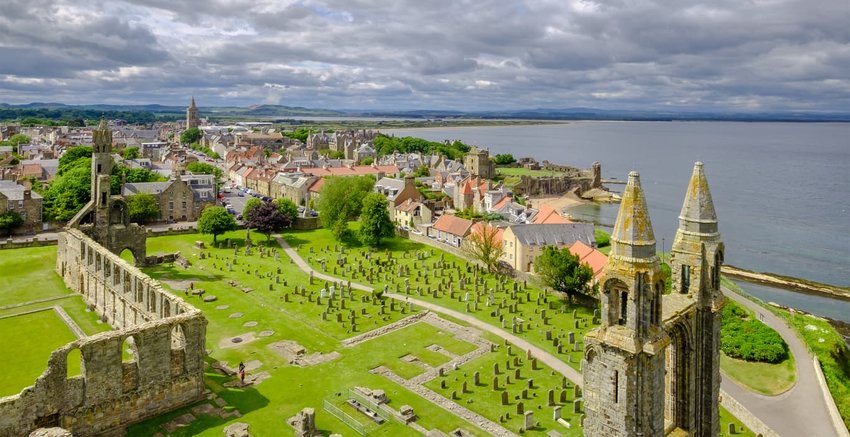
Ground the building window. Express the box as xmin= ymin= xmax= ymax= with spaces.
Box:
xmin=613 ymin=370 xmax=619 ymax=403
xmin=619 ymin=291 xmax=628 ymax=326
xmin=681 ymin=265 xmax=690 ymax=293
xmin=181 ymin=201 xmax=187 ymax=208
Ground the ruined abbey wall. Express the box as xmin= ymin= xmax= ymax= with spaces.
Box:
xmin=0 ymin=229 xmax=207 ymax=437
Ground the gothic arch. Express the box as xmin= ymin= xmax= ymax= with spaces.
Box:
xmin=602 ymin=278 xmax=628 ymax=326
xmin=665 ymin=320 xmax=694 ymax=430
xmin=170 ymin=324 xmax=187 ymax=377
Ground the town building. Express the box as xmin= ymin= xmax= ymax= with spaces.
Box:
xmin=463 ymin=146 xmax=496 ymax=179
xmin=501 ymin=223 xmax=596 ymax=272
xmin=186 ymin=97 xmax=200 ymax=130
xmin=428 ymin=214 xmax=475 ymax=247
xmin=122 ymin=173 xmax=215 ymax=222
xmin=0 ymin=180 xmax=43 ymax=234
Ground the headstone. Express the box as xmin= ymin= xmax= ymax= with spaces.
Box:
xmin=516 ymin=401 xmax=524 ymax=414
xmin=501 ymin=391 xmax=509 ymax=405
xmin=524 ymin=411 xmax=534 ymax=430
xmin=547 ymin=389 xmax=555 ymax=406
xmin=553 ymin=406 xmax=562 ymax=420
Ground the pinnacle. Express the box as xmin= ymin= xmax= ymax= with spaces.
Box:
xmin=679 ymin=161 xmax=717 ymax=225
xmin=610 ymin=171 xmax=656 ymax=259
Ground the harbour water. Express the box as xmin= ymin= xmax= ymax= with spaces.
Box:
xmin=388 ymin=122 xmax=850 ymax=318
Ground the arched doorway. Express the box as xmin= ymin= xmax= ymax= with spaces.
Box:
xmin=119 ymin=248 xmax=136 ymax=265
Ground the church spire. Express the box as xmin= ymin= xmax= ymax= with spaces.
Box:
xmin=190 ymin=96 xmax=196 ymax=109
xmin=678 ymin=161 xmax=718 ymax=235
xmin=610 ymin=171 xmax=657 ymax=262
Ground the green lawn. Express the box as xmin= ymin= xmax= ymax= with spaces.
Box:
xmin=129 ymin=230 xmax=481 ymax=436
xmin=0 ymin=310 xmax=78 ymax=397
xmin=0 ymin=246 xmax=69 ymax=306
xmin=285 ymin=225 xmax=598 ymax=373
xmin=425 ymin=342 xmax=583 ymax=436
xmin=720 ymin=353 xmax=796 ymax=395
xmin=496 ymin=168 xmax=567 ymax=177
xmin=720 ymin=405 xmax=756 ymax=436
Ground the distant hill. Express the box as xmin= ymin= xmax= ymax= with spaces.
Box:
xmin=0 ymin=102 xmax=847 ymax=122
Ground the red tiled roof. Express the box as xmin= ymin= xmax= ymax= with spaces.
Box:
xmin=21 ymin=164 xmax=42 ymax=177
xmin=308 ymin=177 xmax=325 ymax=193
xmin=492 ymin=196 xmax=511 ymax=210
xmin=470 ymin=222 xmax=504 ymax=242
xmin=533 ymin=204 xmax=572 ymax=224
xmin=301 ymin=165 xmax=398 ymax=177
xmin=569 ymin=240 xmax=608 ymax=280
xmin=432 ymin=214 xmax=474 ymax=237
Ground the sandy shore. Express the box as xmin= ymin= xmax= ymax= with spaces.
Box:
xmin=532 ymin=192 xmax=589 ymax=213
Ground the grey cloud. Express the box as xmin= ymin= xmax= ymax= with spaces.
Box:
xmin=0 ymin=0 xmax=847 ymax=111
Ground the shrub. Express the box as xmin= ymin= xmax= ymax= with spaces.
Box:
xmin=720 ymin=302 xmax=788 ymax=363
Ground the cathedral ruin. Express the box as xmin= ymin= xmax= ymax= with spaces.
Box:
xmin=582 ymin=162 xmax=725 ymax=436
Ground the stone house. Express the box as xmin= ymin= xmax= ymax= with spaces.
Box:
xmin=428 ymin=214 xmax=475 ymax=247
xmin=501 ymin=223 xmax=596 ymax=272
xmin=271 ymin=172 xmax=317 ymax=206
xmin=353 ymin=144 xmax=376 ymax=163
xmin=374 ymin=175 xmax=422 ymax=221
xmin=0 ymin=180 xmax=43 ymax=234
xmin=122 ymin=174 xmax=215 ymax=222
xmin=395 ymin=198 xmax=433 ymax=228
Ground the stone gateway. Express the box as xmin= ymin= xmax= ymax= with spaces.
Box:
xmin=582 ymin=163 xmax=725 ymax=437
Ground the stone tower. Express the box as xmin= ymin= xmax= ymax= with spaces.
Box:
xmin=67 ymin=119 xmax=148 ymax=265
xmin=669 ymin=162 xmax=725 ymax=436
xmin=582 ymin=171 xmax=669 ymax=437
xmin=186 ymin=97 xmax=200 ymax=129
xmin=591 ymin=161 xmax=602 ymax=188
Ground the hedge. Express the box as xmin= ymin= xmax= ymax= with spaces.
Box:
xmin=721 ymin=302 xmax=788 ymax=363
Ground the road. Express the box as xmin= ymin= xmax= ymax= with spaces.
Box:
xmin=721 ymin=287 xmax=844 ymax=437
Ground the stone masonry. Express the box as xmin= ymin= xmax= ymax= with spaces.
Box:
xmin=582 ymin=163 xmax=725 ymax=437
xmin=0 ymin=121 xmax=207 ymax=436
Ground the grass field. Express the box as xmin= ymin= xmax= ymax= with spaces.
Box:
xmin=0 ymin=310 xmax=78 ymax=397
xmin=284 ymin=225 xmax=598 ymax=373
xmin=720 ymin=353 xmax=796 ymax=395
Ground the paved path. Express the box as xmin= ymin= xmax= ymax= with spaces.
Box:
xmin=275 ymin=234 xmax=845 ymax=436
xmin=721 ymin=286 xmax=843 ymax=437
xmin=274 ymin=234 xmax=583 ymax=385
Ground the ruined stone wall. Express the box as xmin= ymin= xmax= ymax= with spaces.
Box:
xmin=0 ymin=229 xmax=207 ymax=437
xmin=511 ymin=175 xmax=593 ymax=197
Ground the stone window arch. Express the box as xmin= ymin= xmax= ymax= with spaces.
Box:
xmin=170 ymin=324 xmax=187 ymax=377
xmin=66 ymin=347 xmax=84 ymax=379
xmin=121 ymin=336 xmax=139 ymax=392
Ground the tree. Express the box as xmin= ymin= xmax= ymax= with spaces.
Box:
xmin=274 ymin=198 xmax=298 ymax=226
xmin=42 ymin=158 xmax=92 ymax=221
xmin=534 ymin=246 xmax=595 ymax=302
xmin=6 ymin=133 xmax=30 ymax=153
xmin=413 ymin=165 xmax=430 ymax=177
xmin=494 ymin=153 xmax=516 ymax=165
xmin=122 ymin=147 xmax=140 ymax=160
xmin=58 ymin=146 xmax=92 ymax=175
xmin=245 ymin=201 xmax=287 ymax=241
xmin=358 ymin=193 xmax=394 ymax=247
xmin=317 ymin=175 xmax=376 ymax=240
xmin=463 ymin=223 xmax=505 ymax=273
xmin=0 ymin=211 xmax=24 ymax=237
xmin=186 ymin=161 xmax=222 ymax=179
xmin=110 ymin=165 xmax=165 ymax=195
xmin=181 ymin=127 xmax=202 ymax=144
xmin=126 ymin=193 xmax=160 ymax=223
xmin=198 ymin=206 xmax=236 ymax=243
xmin=242 ymin=197 xmax=262 ymax=218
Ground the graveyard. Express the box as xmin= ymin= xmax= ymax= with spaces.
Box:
xmin=0 ymin=229 xmax=754 ymax=436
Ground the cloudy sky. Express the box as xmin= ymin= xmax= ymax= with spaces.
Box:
xmin=1 ymin=0 xmax=848 ymax=111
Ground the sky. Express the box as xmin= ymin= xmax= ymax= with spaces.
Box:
xmin=0 ymin=0 xmax=848 ymax=112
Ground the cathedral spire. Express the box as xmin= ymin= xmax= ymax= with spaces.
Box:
xmin=678 ymin=161 xmax=718 ymax=235
xmin=610 ymin=171 xmax=657 ymax=262
xmin=190 ymin=96 xmax=196 ymax=109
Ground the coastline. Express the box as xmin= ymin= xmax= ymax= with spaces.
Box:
xmin=723 ymin=265 xmax=850 ymax=302
xmin=532 ymin=191 xmax=590 ymax=216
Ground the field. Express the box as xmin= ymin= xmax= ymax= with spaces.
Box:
xmin=0 ymin=233 xmax=753 ymax=436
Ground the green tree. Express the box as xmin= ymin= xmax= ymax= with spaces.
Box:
xmin=274 ymin=198 xmax=298 ymax=225
xmin=493 ymin=153 xmax=516 ymax=165
xmin=463 ymin=223 xmax=505 ymax=273
xmin=534 ymin=246 xmax=595 ymax=302
xmin=42 ymin=158 xmax=92 ymax=221
xmin=6 ymin=133 xmax=30 ymax=152
xmin=58 ymin=146 xmax=92 ymax=175
xmin=122 ymin=147 xmax=140 ymax=160
xmin=317 ymin=175 xmax=376 ymax=239
xmin=198 ymin=206 xmax=236 ymax=243
xmin=186 ymin=161 xmax=222 ymax=179
xmin=126 ymin=193 xmax=160 ymax=223
xmin=242 ymin=197 xmax=262 ymax=218
xmin=413 ymin=165 xmax=430 ymax=177
xmin=0 ymin=210 xmax=24 ymax=237
xmin=181 ymin=127 xmax=202 ymax=144
xmin=110 ymin=165 xmax=165 ymax=195
xmin=358 ymin=193 xmax=394 ymax=247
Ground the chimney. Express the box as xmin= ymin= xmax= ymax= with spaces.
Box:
xmin=404 ymin=174 xmax=415 ymax=189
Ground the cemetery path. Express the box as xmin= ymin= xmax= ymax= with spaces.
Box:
xmin=274 ymin=235 xmax=845 ymax=437
xmin=274 ymin=235 xmax=584 ymax=385
xmin=720 ymin=286 xmax=844 ymax=437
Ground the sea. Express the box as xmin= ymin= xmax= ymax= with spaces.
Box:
xmin=387 ymin=122 xmax=850 ymax=321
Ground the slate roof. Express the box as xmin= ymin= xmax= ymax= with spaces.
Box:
xmin=0 ymin=180 xmax=42 ymax=200
xmin=507 ymin=223 xmax=595 ymax=247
